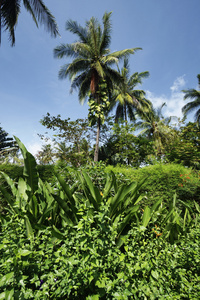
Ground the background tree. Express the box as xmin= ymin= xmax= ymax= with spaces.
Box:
xmin=40 ymin=114 xmax=93 ymax=166
xmin=0 ymin=126 xmax=18 ymax=161
xmin=0 ymin=0 xmax=59 ymax=46
xmin=182 ymin=74 xmax=200 ymax=124
xmin=136 ymin=103 xmax=177 ymax=158
xmin=54 ymin=11 xmax=140 ymax=161
xmin=99 ymin=121 xmax=153 ymax=167
xmin=110 ymin=58 xmax=150 ymax=123
xmin=35 ymin=143 xmax=55 ymax=165
xmin=165 ymin=122 xmax=200 ymax=169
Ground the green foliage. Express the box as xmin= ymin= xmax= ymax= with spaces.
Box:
xmin=0 ymin=139 xmax=200 ymax=298
xmin=88 ymin=80 xmax=110 ymax=126
xmin=165 ymin=122 xmax=200 ymax=169
xmin=106 ymin=163 xmax=200 ymax=205
xmin=0 ymin=213 xmax=200 ymax=299
xmin=40 ymin=114 xmax=92 ymax=166
xmin=99 ymin=122 xmax=153 ymax=166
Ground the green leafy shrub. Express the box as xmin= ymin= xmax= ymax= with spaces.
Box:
xmin=106 ymin=163 xmax=200 ymax=205
xmin=1 ymin=213 xmax=200 ymax=299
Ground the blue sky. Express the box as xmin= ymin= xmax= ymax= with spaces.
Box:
xmin=1 ymin=0 xmax=200 ymax=155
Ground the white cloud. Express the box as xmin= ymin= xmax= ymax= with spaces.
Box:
xmin=146 ymin=76 xmax=186 ymax=119
xmin=170 ymin=75 xmax=186 ymax=93
xmin=27 ymin=141 xmax=43 ymax=156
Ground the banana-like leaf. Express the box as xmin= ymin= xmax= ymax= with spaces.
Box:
xmin=55 ymin=172 xmax=77 ymax=215
xmin=109 ymin=181 xmax=140 ymax=219
xmin=116 ymin=205 xmax=140 ymax=239
xmin=0 ymin=185 xmax=18 ymax=214
xmin=14 ymin=136 xmax=39 ymax=194
xmin=24 ymin=215 xmax=34 ymax=238
xmin=141 ymin=206 xmax=151 ymax=227
xmin=194 ymin=201 xmax=200 ymax=213
xmin=103 ymin=171 xmax=116 ymax=198
xmin=54 ymin=194 xmax=77 ymax=226
xmin=81 ymin=171 xmax=102 ymax=205
xmin=52 ymin=225 xmax=65 ymax=240
xmin=77 ymin=172 xmax=100 ymax=210
xmin=0 ymin=171 xmax=18 ymax=197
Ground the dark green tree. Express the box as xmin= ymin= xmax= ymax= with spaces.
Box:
xmin=110 ymin=58 xmax=150 ymax=123
xmin=182 ymin=74 xmax=200 ymax=124
xmin=99 ymin=121 xmax=153 ymax=166
xmin=165 ymin=122 xmax=200 ymax=169
xmin=54 ymin=12 xmax=140 ymax=161
xmin=0 ymin=0 xmax=59 ymax=46
xmin=0 ymin=126 xmax=17 ymax=157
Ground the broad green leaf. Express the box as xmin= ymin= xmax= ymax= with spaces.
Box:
xmin=55 ymin=172 xmax=77 ymax=213
xmin=0 ymin=272 xmax=14 ymax=287
xmin=103 ymin=171 xmax=115 ymax=198
xmin=24 ymin=215 xmax=34 ymax=238
xmin=0 ymin=172 xmax=17 ymax=196
xmin=5 ymin=289 xmax=14 ymax=300
xmin=18 ymin=249 xmax=32 ymax=256
xmin=0 ymin=185 xmax=18 ymax=214
xmin=151 ymin=270 xmax=159 ymax=280
xmin=14 ymin=136 xmax=39 ymax=194
xmin=52 ymin=225 xmax=65 ymax=240
xmin=81 ymin=171 xmax=102 ymax=205
xmin=0 ymin=292 xmax=5 ymax=300
xmin=142 ymin=206 xmax=151 ymax=227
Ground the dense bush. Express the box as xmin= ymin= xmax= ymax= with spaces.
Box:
xmin=1 ymin=213 xmax=200 ymax=299
xmin=106 ymin=163 xmax=200 ymax=205
xmin=0 ymin=139 xmax=199 ymax=299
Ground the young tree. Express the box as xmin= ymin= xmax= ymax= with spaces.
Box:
xmin=54 ymin=11 xmax=140 ymax=161
xmin=0 ymin=0 xmax=59 ymax=46
xmin=136 ymin=103 xmax=177 ymax=157
xmin=182 ymin=74 xmax=200 ymax=124
xmin=40 ymin=114 xmax=93 ymax=166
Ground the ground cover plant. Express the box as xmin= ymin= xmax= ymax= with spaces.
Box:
xmin=0 ymin=138 xmax=200 ymax=299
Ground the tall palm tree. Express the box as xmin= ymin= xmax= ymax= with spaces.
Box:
xmin=54 ymin=12 xmax=140 ymax=161
xmin=110 ymin=58 xmax=150 ymax=123
xmin=0 ymin=0 xmax=59 ymax=46
xmin=182 ymin=74 xmax=200 ymax=124
xmin=136 ymin=103 xmax=176 ymax=156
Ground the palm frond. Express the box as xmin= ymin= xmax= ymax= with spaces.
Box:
xmin=182 ymin=99 xmax=200 ymax=115
xmin=183 ymin=89 xmax=200 ymax=100
xmin=111 ymin=48 xmax=142 ymax=60
xmin=66 ymin=19 xmax=88 ymax=43
xmin=100 ymin=11 xmax=112 ymax=52
xmin=27 ymin=0 xmax=59 ymax=37
xmin=1 ymin=0 xmax=21 ymax=46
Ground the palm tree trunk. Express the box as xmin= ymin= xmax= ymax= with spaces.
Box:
xmin=94 ymin=117 xmax=101 ymax=162
xmin=124 ymin=103 xmax=127 ymax=123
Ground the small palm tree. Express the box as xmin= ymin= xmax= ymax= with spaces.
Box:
xmin=182 ymin=74 xmax=200 ymax=124
xmin=136 ymin=103 xmax=176 ymax=156
xmin=0 ymin=0 xmax=59 ymax=46
xmin=110 ymin=58 xmax=150 ymax=123
xmin=54 ymin=12 xmax=140 ymax=161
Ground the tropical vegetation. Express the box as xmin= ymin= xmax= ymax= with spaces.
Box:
xmin=1 ymin=10 xmax=200 ymax=299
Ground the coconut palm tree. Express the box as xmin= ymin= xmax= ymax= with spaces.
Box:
xmin=0 ymin=0 xmax=59 ymax=46
xmin=136 ymin=103 xmax=176 ymax=156
xmin=182 ymin=74 xmax=200 ymax=124
xmin=54 ymin=11 xmax=140 ymax=161
xmin=110 ymin=58 xmax=150 ymax=123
